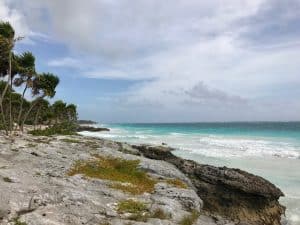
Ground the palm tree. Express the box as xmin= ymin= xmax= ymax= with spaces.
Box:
xmin=21 ymin=73 xmax=59 ymax=131
xmin=0 ymin=21 xmax=23 ymax=134
xmin=66 ymin=104 xmax=78 ymax=122
xmin=0 ymin=22 xmax=15 ymax=134
xmin=32 ymin=98 xmax=50 ymax=130
xmin=13 ymin=52 xmax=36 ymax=128
xmin=52 ymin=100 xmax=67 ymax=123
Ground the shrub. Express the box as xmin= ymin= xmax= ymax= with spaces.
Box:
xmin=29 ymin=122 xmax=77 ymax=136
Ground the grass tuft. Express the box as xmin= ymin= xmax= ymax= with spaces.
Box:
xmin=13 ymin=218 xmax=28 ymax=225
xmin=118 ymin=199 xmax=149 ymax=221
xmin=165 ymin=178 xmax=188 ymax=189
xmin=179 ymin=210 xmax=200 ymax=225
xmin=68 ymin=156 xmax=156 ymax=194
xmin=117 ymin=199 xmax=148 ymax=213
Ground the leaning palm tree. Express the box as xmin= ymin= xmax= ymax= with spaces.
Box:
xmin=13 ymin=52 xmax=36 ymax=128
xmin=20 ymin=73 xmax=59 ymax=131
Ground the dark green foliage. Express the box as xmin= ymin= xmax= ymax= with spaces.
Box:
xmin=0 ymin=22 xmax=15 ymax=39
xmin=0 ymin=21 xmax=77 ymax=135
xmin=29 ymin=122 xmax=77 ymax=136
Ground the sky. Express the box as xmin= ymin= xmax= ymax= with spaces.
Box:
xmin=1 ymin=0 xmax=300 ymax=122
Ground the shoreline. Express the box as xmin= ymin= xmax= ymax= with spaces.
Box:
xmin=0 ymin=133 xmax=286 ymax=225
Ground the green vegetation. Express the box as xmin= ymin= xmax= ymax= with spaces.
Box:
xmin=179 ymin=210 xmax=200 ymax=225
xmin=165 ymin=178 xmax=188 ymax=189
xmin=117 ymin=200 xmax=171 ymax=222
xmin=29 ymin=122 xmax=77 ymax=136
xmin=68 ymin=156 xmax=156 ymax=195
xmin=0 ymin=21 xmax=77 ymax=136
xmin=117 ymin=199 xmax=149 ymax=222
xmin=12 ymin=218 xmax=28 ymax=225
xmin=117 ymin=199 xmax=148 ymax=213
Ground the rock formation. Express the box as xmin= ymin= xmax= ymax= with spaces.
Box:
xmin=133 ymin=145 xmax=285 ymax=225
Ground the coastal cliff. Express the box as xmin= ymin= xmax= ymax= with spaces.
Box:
xmin=0 ymin=134 xmax=285 ymax=225
xmin=133 ymin=145 xmax=285 ymax=225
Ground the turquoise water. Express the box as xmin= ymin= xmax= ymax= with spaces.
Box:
xmin=80 ymin=122 xmax=300 ymax=224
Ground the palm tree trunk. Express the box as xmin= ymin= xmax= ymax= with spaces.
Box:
xmin=34 ymin=106 xmax=41 ymax=130
xmin=0 ymin=102 xmax=8 ymax=135
xmin=16 ymin=85 xmax=28 ymax=130
xmin=0 ymin=74 xmax=11 ymax=135
xmin=8 ymin=51 xmax=12 ymax=134
xmin=21 ymin=96 xmax=43 ymax=132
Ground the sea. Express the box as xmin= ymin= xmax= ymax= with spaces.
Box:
xmin=79 ymin=122 xmax=300 ymax=225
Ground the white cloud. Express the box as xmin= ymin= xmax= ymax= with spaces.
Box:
xmin=48 ymin=57 xmax=82 ymax=68
xmin=0 ymin=0 xmax=29 ymax=37
xmin=3 ymin=0 xmax=300 ymax=121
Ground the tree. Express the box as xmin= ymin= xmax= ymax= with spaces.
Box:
xmin=21 ymin=73 xmax=60 ymax=131
xmin=66 ymin=104 xmax=78 ymax=122
xmin=13 ymin=52 xmax=36 ymax=127
xmin=32 ymin=99 xmax=50 ymax=129
xmin=0 ymin=21 xmax=23 ymax=134
xmin=52 ymin=100 xmax=67 ymax=123
xmin=0 ymin=22 xmax=15 ymax=134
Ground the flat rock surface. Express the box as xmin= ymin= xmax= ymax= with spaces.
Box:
xmin=0 ymin=135 xmax=209 ymax=225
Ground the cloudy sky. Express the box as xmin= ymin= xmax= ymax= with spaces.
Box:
xmin=1 ymin=0 xmax=300 ymax=122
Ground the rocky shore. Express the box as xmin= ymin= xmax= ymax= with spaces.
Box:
xmin=0 ymin=134 xmax=285 ymax=225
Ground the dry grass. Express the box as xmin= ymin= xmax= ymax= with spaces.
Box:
xmin=165 ymin=178 xmax=188 ymax=189
xmin=179 ymin=210 xmax=200 ymax=225
xmin=117 ymin=199 xmax=148 ymax=213
xmin=68 ymin=155 xmax=156 ymax=194
xmin=117 ymin=199 xmax=149 ymax=222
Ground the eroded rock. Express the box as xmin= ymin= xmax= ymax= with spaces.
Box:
xmin=133 ymin=144 xmax=285 ymax=225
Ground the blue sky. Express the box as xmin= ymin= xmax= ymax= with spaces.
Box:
xmin=1 ymin=0 xmax=300 ymax=122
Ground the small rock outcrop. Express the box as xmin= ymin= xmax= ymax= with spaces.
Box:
xmin=133 ymin=145 xmax=285 ymax=225
xmin=77 ymin=126 xmax=110 ymax=132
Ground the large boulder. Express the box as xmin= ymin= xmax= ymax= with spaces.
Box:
xmin=133 ymin=145 xmax=285 ymax=225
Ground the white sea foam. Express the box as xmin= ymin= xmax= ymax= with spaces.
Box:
xmin=79 ymin=129 xmax=300 ymax=159
xmin=79 ymin=125 xmax=300 ymax=225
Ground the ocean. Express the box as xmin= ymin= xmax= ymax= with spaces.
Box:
xmin=79 ymin=122 xmax=300 ymax=225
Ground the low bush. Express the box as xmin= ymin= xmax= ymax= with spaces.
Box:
xmin=29 ymin=122 xmax=77 ymax=136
